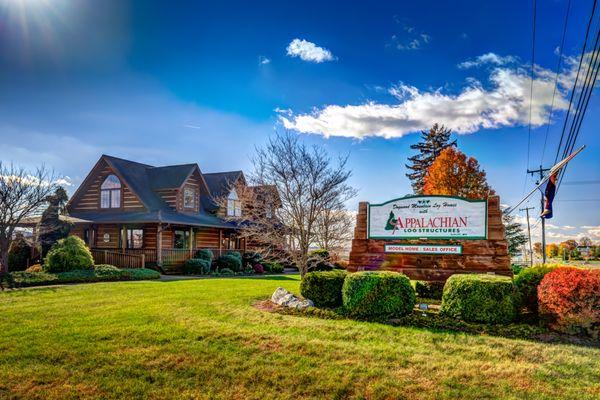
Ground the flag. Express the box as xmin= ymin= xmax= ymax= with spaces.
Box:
xmin=540 ymin=173 xmax=557 ymax=219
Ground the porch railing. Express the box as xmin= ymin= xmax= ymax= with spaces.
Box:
xmin=91 ymin=249 xmax=145 ymax=269
xmin=90 ymin=247 xmax=246 ymax=267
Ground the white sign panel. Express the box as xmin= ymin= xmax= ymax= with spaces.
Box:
xmin=385 ymin=244 xmax=463 ymax=255
xmin=368 ymin=196 xmax=487 ymax=239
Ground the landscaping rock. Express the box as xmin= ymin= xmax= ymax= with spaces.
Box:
xmin=271 ymin=287 xmax=314 ymax=309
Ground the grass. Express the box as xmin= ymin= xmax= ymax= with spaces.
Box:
xmin=1 ymin=276 xmax=599 ymax=399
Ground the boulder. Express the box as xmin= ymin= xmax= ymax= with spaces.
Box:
xmin=271 ymin=287 xmax=314 ymax=310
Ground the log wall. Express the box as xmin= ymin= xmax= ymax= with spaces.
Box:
xmin=348 ymin=195 xmax=511 ymax=281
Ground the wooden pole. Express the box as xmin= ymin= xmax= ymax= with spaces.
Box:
xmin=157 ymin=224 xmax=163 ymax=265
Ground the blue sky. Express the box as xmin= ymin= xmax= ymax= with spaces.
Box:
xmin=1 ymin=0 xmax=599 ymax=243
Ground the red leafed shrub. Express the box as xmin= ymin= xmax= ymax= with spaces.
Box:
xmin=253 ymin=264 xmax=264 ymax=274
xmin=538 ymin=267 xmax=600 ymax=338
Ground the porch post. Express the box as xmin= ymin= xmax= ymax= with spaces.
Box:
xmin=218 ymin=229 xmax=223 ymax=258
xmin=189 ymin=227 xmax=194 ymax=258
xmin=157 ymin=224 xmax=163 ymax=265
xmin=121 ymin=225 xmax=127 ymax=251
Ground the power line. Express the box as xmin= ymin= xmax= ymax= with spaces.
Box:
xmin=540 ymin=0 xmax=572 ymax=164
xmin=526 ymin=0 xmax=537 ymax=171
xmin=557 ymin=23 xmax=600 ymax=190
xmin=554 ymin=0 xmax=598 ymax=165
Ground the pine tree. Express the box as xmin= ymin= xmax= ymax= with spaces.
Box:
xmin=384 ymin=211 xmax=397 ymax=230
xmin=502 ymin=210 xmax=528 ymax=259
xmin=37 ymin=187 xmax=70 ymax=257
xmin=405 ymin=124 xmax=456 ymax=194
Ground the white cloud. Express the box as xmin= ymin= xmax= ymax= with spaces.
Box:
xmin=281 ymin=60 xmax=572 ymax=139
xmin=286 ymin=39 xmax=334 ymax=63
xmin=458 ymin=53 xmax=518 ymax=69
xmin=258 ymin=56 xmax=271 ymax=65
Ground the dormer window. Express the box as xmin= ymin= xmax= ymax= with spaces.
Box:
xmin=100 ymin=174 xmax=121 ymax=209
xmin=227 ymin=189 xmax=242 ymax=217
xmin=183 ymin=186 xmax=195 ymax=209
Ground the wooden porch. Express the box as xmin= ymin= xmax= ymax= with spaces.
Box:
xmin=71 ymin=222 xmax=247 ymax=270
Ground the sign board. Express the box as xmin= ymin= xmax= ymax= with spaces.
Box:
xmin=103 ymin=233 xmax=110 ymax=243
xmin=368 ymin=195 xmax=487 ymax=240
xmin=385 ymin=244 xmax=463 ymax=255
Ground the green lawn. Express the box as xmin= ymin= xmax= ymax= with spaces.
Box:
xmin=1 ymin=277 xmax=598 ymax=400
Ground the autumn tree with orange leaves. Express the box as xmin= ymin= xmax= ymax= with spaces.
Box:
xmin=422 ymin=147 xmax=494 ymax=199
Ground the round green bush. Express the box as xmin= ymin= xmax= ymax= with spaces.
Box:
xmin=215 ymin=254 xmax=242 ymax=272
xmin=342 ymin=271 xmax=415 ymax=320
xmin=194 ymin=249 xmax=214 ymax=263
xmin=93 ymin=264 xmax=122 ymax=279
xmin=227 ymin=251 xmax=242 ymax=260
xmin=183 ymin=258 xmax=211 ymax=275
xmin=264 ymin=261 xmax=284 ymax=273
xmin=440 ymin=274 xmax=518 ymax=324
xmin=301 ymin=270 xmax=347 ymax=308
xmin=44 ymin=236 xmax=94 ymax=273
xmin=514 ymin=264 xmax=557 ymax=315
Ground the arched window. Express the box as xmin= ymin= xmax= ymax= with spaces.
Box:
xmin=227 ymin=189 xmax=241 ymax=216
xmin=100 ymin=174 xmax=121 ymax=208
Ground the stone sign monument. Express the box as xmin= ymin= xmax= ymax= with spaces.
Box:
xmin=348 ymin=195 xmax=511 ymax=281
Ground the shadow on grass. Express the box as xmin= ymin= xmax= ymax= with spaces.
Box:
xmin=256 ymin=300 xmax=600 ymax=349
xmin=159 ymin=274 xmax=299 ymax=283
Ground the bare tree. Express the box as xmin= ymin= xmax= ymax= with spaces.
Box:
xmin=0 ymin=163 xmax=58 ymax=274
xmin=249 ymin=131 xmax=356 ymax=276
xmin=314 ymin=206 xmax=355 ymax=258
xmin=213 ymin=182 xmax=289 ymax=262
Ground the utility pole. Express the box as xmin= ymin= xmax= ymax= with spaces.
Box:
xmin=519 ymin=206 xmax=535 ymax=267
xmin=527 ymin=165 xmax=550 ymax=264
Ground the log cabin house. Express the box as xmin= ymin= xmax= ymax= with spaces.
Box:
xmin=65 ymin=154 xmax=274 ymax=270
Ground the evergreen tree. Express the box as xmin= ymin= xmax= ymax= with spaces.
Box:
xmin=37 ymin=187 xmax=70 ymax=257
xmin=405 ymin=123 xmax=456 ymax=194
xmin=502 ymin=209 xmax=528 ymax=259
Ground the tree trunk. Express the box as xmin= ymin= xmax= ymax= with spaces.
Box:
xmin=0 ymin=239 xmax=9 ymax=274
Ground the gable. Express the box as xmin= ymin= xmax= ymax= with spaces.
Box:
xmin=68 ymin=158 xmax=146 ymax=213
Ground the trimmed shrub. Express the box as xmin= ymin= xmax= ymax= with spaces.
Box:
xmin=44 ymin=236 xmax=94 ymax=273
xmin=414 ymin=281 xmax=445 ymax=300
xmin=25 ymin=264 xmax=43 ymax=273
xmin=514 ymin=264 xmax=557 ymax=315
xmin=342 ymin=271 xmax=415 ymax=320
xmin=183 ymin=258 xmax=211 ymax=275
xmin=243 ymin=252 xmax=263 ymax=266
xmin=93 ymin=264 xmax=123 ymax=279
xmin=194 ymin=249 xmax=214 ymax=263
xmin=215 ymin=254 xmax=243 ymax=272
xmin=227 ymin=251 xmax=242 ymax=260
xmin=8 ymin=236 xmax=32 ymax=272
xmin=219 ymin=268 xmax=234 ymax=276
xmin=11 ymin=267 xmax=160 ymax=287
xmin=301 ymin=270 xmax=346 ymax=308
xmin=440 ymin=274 xmax=518 ymax=324
xmin=252 ymin=264 xmax=264 ymax=274
xmin=264 ymin=261 xmax=284 ymax=273
xmin=538 ymin=267 xmax=600 ymax=338
xmin=120 ymin=268 xmax=161 ymax=281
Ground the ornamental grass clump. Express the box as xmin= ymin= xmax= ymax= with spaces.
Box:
xmin=342 ymin=271 xmax=415 ymax=320
xmin=300 ymin=270 xmax=346 ymax=308
xmin=440 ymin=274 xmax=518 ymax=324
xmin=538 ymin=267 xmax=600 ymax=338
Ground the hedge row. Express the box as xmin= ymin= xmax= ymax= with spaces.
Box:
xmin=10 ymin=265 xmax=160 ymax=287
